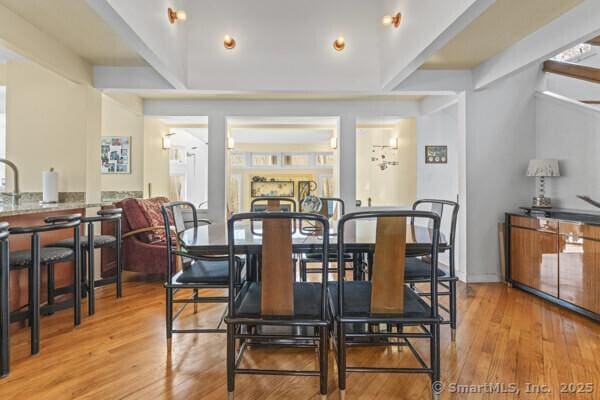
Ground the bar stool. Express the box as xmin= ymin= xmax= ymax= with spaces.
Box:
xmin=48 ymin=208 xmax=122 ymax=315
xmin=0 ymin=222 xmax=10 ymax=377
xmin=9 ymin=214 xmax=82 ymax=355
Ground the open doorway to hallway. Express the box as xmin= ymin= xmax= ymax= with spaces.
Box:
xmin=225 ymin=117 xmax=340 ymax=215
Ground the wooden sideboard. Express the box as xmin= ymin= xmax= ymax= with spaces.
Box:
xmin=506 ymin=209 xmax=600 ymax=321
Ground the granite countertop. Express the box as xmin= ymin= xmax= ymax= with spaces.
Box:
xmin=0 ymin=201 xmax=114 ymax=217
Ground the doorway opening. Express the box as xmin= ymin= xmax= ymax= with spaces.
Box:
xmin=225 ymin=117 xmax=340 ymax=215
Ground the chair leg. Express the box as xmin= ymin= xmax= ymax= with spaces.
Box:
xmin=166 ymin=287 xmax=173 ymax=339
xmin=47 ymin=263 xmax=55 ymax=310
xmin=431 ymin=323 xmax=441 ymax=400
xmin=87 ymin=247 xmax=96 ymax=316
xmin=337 ymin=322 xmax=346 ymax=393
xmin=1 ymin=241 xmax=9 ymax=377
xmin=227 ymin=323 xmax=235 ymax=397
xmin=450 ymin=280 xmax=457 ymax=341
xmin=116 ymin=229 xmax=123 ymax=298
xmin=319 ymin=326 xmax=328 ymax=397
xmin=30 ymin=234 xmax=41 ymax=355
xmin=193 ymin=288 xmax=199 ymax=314
xmin=300 ymin=260 xmax=307 ymax=282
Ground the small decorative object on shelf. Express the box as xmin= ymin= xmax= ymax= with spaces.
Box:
xmin=526 ymin=159 xmax=560 ymax=208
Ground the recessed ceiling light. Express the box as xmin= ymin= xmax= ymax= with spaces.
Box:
xmin=168 ymin=8 xmax=187 ymax=24
xmin=382 ymin=12 xmax=401 ymax=28
xmin=224 ymin=35 xmax=237 ymax=49
xmin=333 ymin=37 xmax=345 ymax=51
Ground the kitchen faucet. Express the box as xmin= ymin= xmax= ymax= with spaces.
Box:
xmin=0 ymin=158 xmax=20 ymax=206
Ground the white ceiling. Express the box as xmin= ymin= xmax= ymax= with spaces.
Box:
xmin=422 ymin=0 xmax=584 ymax=69
xmin=0 ymin=0 xmax=146 ymax=66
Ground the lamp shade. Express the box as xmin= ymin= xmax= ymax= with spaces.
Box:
xmin=526 ymin=159 xmax=560 ymax=177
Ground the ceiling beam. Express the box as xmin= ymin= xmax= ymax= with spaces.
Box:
xmin=543 ymin=60 xmax=600 ymax=84
xmin=473 ymin=0 xmax=600 ymax=90
xmin=94 ymin=66 xmax=173 ymax=90
xmin=86 ymin=0 xmax=185 ymax=89
xmin=382 ymin=0 xmax=494 ymax=90
xmin=0 ymin=3 xmax=92 ymax=85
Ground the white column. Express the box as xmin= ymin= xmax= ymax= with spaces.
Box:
xmin=339 ymin=114 xmax=356 ymax=212
xmin=208 ymin=113 xmax=226 ymax=221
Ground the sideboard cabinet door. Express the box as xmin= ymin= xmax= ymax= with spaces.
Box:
xmin=510 ymin=226 xmax=558 ymax=297
xmin=559 ymin=234 xmax=600 ymax=314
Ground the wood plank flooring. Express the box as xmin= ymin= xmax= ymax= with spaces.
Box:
xmin=1 ymin=281 xmax=600 ymax=399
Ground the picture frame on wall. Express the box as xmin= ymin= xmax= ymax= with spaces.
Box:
xmin=101 ymin=136 xmax=131 ymax=174
xmin=425 ymin=145 xmax=447 ymax=164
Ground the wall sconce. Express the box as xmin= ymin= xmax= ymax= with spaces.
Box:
xmin=330 ymin=137 xmax=338 ymax=149
xmin=333 ymin=37 xmax=346 ymax=51
xmin=168 ymin=8 xmax=187 ymax=24
xmin=382 ymin=12 xmax=402 ymax=28
xmin=162 ymin=132 xmax=176 ymax=149
xmin=224 ymin=35 xmax=236 ymax=49
xmin=227 ymin=137 xmax=235 ymax=149
xmin=389 ymin=137 xmax=399 ymax=149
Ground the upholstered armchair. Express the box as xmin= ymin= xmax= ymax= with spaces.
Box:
xmin=101 ymin=197 xmax=172 ymax=277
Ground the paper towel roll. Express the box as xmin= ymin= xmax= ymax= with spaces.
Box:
xmin=43 ymin=169 xmax=58 ymax=203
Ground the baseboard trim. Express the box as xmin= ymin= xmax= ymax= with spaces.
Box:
xmin=466 ymin=273 xmax=502 ymax=283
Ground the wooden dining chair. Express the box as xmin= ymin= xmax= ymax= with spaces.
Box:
xmin=328 ymin=210 xmax=442 ymax=400
xmin=161 ymin=202 xmax=243 ymax=338
xmin=299 ymin=197 xmax=356 ymax=281
xmin=226 ymin=211 xmax=330 ymax=399
xmin=406 ymin=199 xmax=459 ymax=341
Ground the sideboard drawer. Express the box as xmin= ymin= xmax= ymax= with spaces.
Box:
xmin=559 ymin=221 xmax=600 ymax=241
xmin=511 ymin=215 xmax=558 ymax=233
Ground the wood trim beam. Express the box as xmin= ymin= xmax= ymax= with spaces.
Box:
xmin=580 ymin=100 xmax=600 ymax=104
xmin=543 ymin=60 xmax=600 ymax=84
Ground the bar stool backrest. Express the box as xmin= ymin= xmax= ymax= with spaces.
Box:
xmin=337 ymin=210 xmax=441 ymax=318
xmin=9 ymin=214 xmax=82 ymax=235
xmin=228 ymin=212 xmax=329 ymax=318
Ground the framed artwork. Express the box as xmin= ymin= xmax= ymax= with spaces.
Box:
xmin=425 ymin=145 xmax=447 ymax=164
xmin=101 ymin=136 xmax=131 ymax=174
xmin=251 ymin=180 xmax=295 ymax=198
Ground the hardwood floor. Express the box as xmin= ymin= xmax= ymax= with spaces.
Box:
xmin=1 ymin=281 xmax=600 ymax=399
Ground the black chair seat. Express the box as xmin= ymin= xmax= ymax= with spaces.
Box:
xmin=234 ymin=281 xmax=322 ymax=319
xmin=174 ymin=258 xmax=230 ymax=284
xmin=327 ymin=281 xmax=431 ymax=319
xmin=303 ymin=252 xmax=353 ymax=262
xmin=404 ymin=257 xmax=452 ymax=280
xmin=49 ymin=235 xmax=117 ymax=249
xmin=10 ymin=247 xmax=74 ymax=267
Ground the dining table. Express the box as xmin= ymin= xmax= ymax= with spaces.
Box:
xmin=179 ymin=218 xmax=447 ymax=258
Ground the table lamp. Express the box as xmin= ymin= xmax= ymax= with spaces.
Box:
xmin=527 ymin=159 xmax=560 ymax=208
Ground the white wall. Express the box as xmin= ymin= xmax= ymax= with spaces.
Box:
xmin=465 ymin=65 xmax=540 ymax=282
xmin=535 ymin=92 xmax=600 ymax=210
xmin=143 ymin=117 xmax=170 ymax=198
xmin=417 ymin=104 xmax=459 ymax=202
xmin=416 ymin=104 xmax=461 ymax=268
xmin=100 ymin=94 xmax=144 ymax=192
xmin=186 ymin=0 xmax=380 ymax=91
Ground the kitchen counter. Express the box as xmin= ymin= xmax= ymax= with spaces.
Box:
xmin=0 ymin=201 xmax=112 ymax=217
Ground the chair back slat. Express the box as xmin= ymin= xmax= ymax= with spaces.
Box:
xmin=370 ymin=217 xmax=407 ymax=314
xmin=260 ymin=216 xmax=294 ymax=316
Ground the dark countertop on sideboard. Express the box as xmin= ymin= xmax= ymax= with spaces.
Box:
xmin=508 ymin=207 xmax=600 ymax=225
